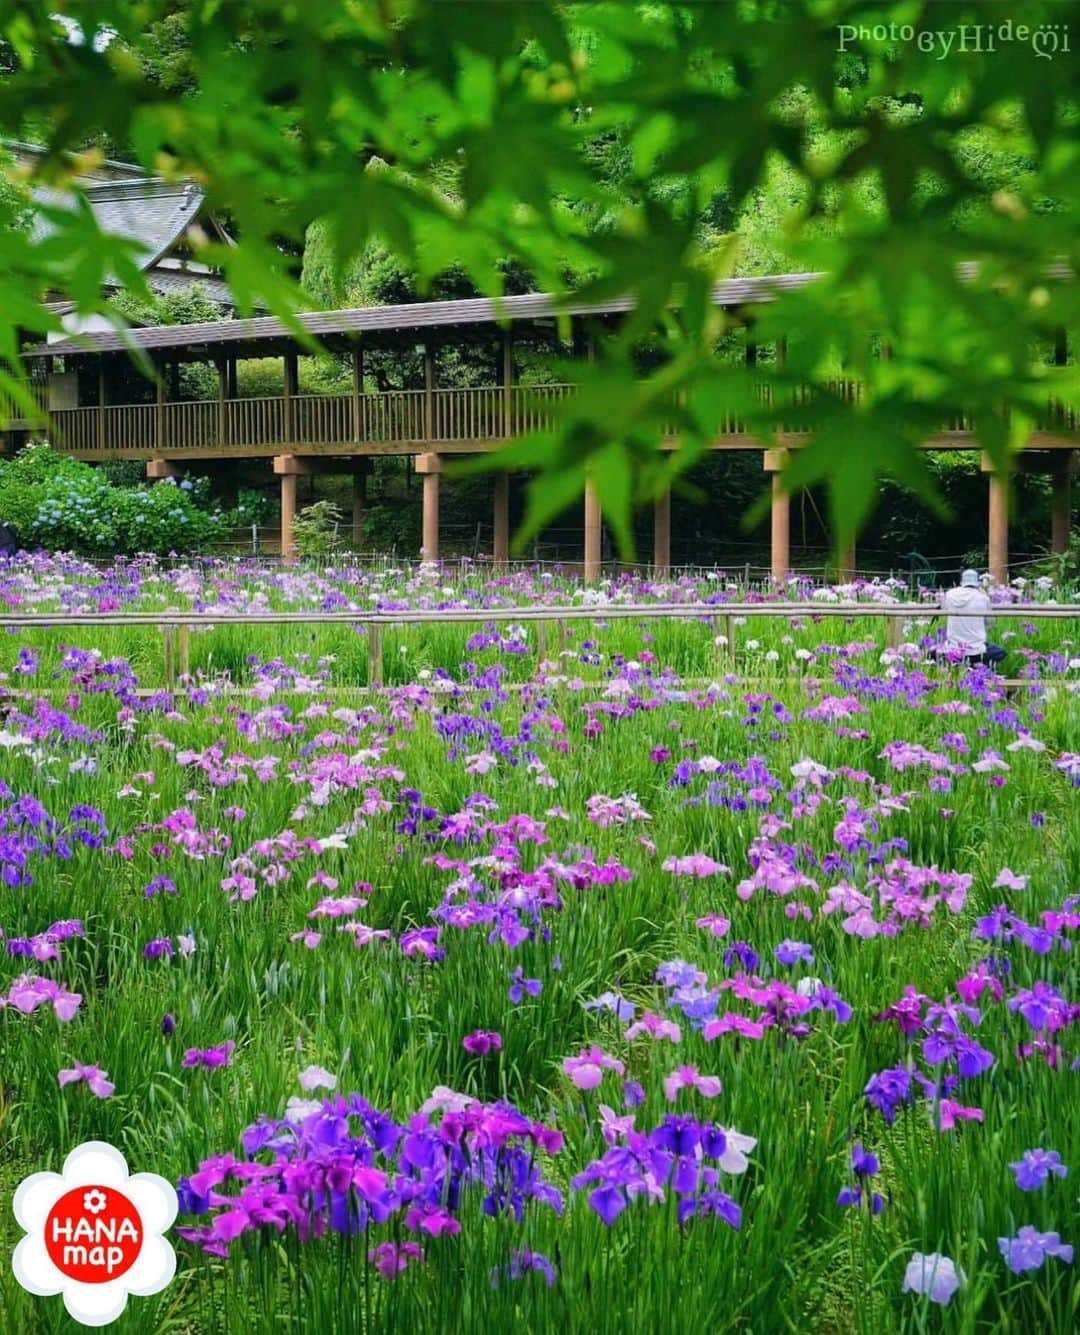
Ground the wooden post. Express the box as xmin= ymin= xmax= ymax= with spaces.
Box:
xmin=178 ymin=624 xmax=191 ymax=680
xmin=763 ymin=448 xmax=790 ymax=582
xmin=1051 ymin=453 xmax=1073 ymax=556
xmin=653 ymin=488 xmax=671 ymax=573
xmin=163 ymin=626 xmax=176 ymax=690
xmin=501 ymin=330 xmax=513 ymax=437
xmin=226 ymin=356 xmax=237 ymax=399
xmin=280 ymin=470 xmax=297 ymax=558
xmin=352 ymin=469 xmax=367 ymax=548
xmin=536 ymin=621 xmax=549 ymax=663
xmin=367 ymin=624 xmax=384 ymax=688
xmin=493 ymin=471 xmax=510 ymax=567
xmin=352 ymin=345 xmax=363 ymax=442
xmin=982 ymin=453 xmax=1009 ymax=585
xmin=424 ymin=346 xmax=435 ymax=441
xmin=416 ymin=453 xmax=441 ymax=561
xmin=155 ymin=359 xmax=164 ymax=452
xmin=283 ymin=352 xmax=298 ymax=444
xmin=885 ymin=616 xmax=902 ymax=649
xmin=838 ymin=542 xmax=856 ymax=583
xmin=584 ymin=474 xmax=602 ymax=583
xmin=216 ymin=357 xmax=226 ymax=447
xmin=97 ymin=359 xmax=106 ymax=451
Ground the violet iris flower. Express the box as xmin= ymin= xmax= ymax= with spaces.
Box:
xmin=999 ymin=1227 xmax=1073 ymax=1274
xmin=58 ymin=1062 xmax=115 ymax=1099
xmin=182 ymin=1041 xmax=236 ymax=1069
xmin=1010 ymin=1148 xmax=1068 ymax=1191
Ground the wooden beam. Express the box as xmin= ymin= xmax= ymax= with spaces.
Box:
xmin=352 ymin=345 xmax=363 ymax=443
xmin=155 ymin=358 xmax=164 ymax=452
xmin=501 ymin=331 xmax=513 ymax=437
xmin=422 ymin=470 xmax=440 ymax=561
xmin=982 ymin=453 xmax=1010 ymax=585
xmin=283 ymin=352 xmax=298 ymax=443
xmin=97 ymin=360 xmax=106 ymax=451
xmin=216 ymin=356 xmax=226 ymax=447
xmin=280 ymin=468 xmax=297 ymax=559
xmin=424 ymin=346 xmax=435 ymax=440
xmin=584 ymin=474 xmax=601 ymax=582
xmin=763 ymin=449 xmax=790 ymax=581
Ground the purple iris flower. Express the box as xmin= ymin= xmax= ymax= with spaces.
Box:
xmin=774 ymin=940 xmax=814 ymax=967
xmin=508 ymin=967 xmax=542 ymax=1004
xmin=999 ymin=1227 xmax=1074 ymax=1273
xmin=1010 ymin=1148 xmax=1068 ymax=1191
xmin=723 ymin=941 xmax=760 ymax=971
xmin=144 ymin=875 xmax=177 ymax=899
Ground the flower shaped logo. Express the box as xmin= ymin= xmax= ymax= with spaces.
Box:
xmin=12 ymin=1141 xmax=177 ymax=1327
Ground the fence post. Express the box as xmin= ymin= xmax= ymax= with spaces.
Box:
xmin=536 ymin=621 xmax=549 ymax=663
xmin=886 ymin=615 xmax=902 ymax=649
xmin=163 ymin=626 xmax=176 ymax=690
xmin=178 ymin=623 xmax=191 ymax=680
xmin=367 ymin=624 xmax=384 ymax=688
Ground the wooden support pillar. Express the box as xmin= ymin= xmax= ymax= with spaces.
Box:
xmin=352 ymin=469 xmax=367 ymax=548
xmin=416 ymin=452 xmax=442 ymax=561
xmin=501 ymin=331 xmax=513 ymax=437
xmin=215 ymin=357 xmax=226 ymax=446
xmin=146 ymin=458 xmax=184 ymax=482
xmin=280 ymin=471 xmax=297 ymax=559
xmin=97 ymin=359 xmax=106 ymax=450
xmin=982 ymin=453 xmax=1009 ymax=586
xmin=763 ymin=448 xmax=790 ymax=582
xmin=493 ymin=471 xmax=510 ymax=567
xmin=352 ymin=346 xmax=363 ymax=442
xmin=283 ymin=352 xmax=298 ymax=444
xmin=653 ymin=488 xmax=671 ymax=573
xmin=584 ymin=474 xmax=602 ymax=583
xmin=837 ymin=541 xmax=856 ymax=583
xmin=1051 ymin=452 xmax=1074 ymax=555
xmin=155 ymin=359 xmax=164 ymax=451
xmin=225 ymin=356 xmax=237 ymax=399
xmin=424 ymin=346 xmax=435 ymax=441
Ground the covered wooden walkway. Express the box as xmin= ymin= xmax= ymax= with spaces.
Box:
xmin=12 ymin=273 xmax=1078 ymax=581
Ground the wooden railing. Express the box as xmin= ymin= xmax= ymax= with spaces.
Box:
xmin=1 ymin=601 xmax=1078 ymax=691
xmin=19 ymin=380 xmax=1079 ymax=458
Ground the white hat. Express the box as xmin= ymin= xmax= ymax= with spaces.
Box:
xmin=960 ymin=569 xmax=980 ymax=587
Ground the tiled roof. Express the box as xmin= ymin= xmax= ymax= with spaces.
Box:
xmin=31 ymin=177 xmax=206 ymax=270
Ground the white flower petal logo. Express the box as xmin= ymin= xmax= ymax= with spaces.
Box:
xmin=12 ymin=1141 xmax=177 ymax=1327
xmin=82 ymin=1189 xmax=108 ymax=1216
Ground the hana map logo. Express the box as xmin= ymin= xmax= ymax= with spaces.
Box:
xmin=11 ymin=1141 xmax=177 ymax=1327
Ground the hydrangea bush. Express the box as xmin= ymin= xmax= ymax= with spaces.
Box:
xmin=0 ymin=444 xmax=231 ymax=556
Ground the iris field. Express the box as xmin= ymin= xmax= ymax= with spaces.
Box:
xmin=1 ymin=556 xmax=1079 ymax=1333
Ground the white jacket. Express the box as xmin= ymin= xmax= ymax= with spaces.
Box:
xmin=942 ymin=586 xmax=991 ymax=654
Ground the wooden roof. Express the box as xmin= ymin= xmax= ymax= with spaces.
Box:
xmin=25 ymin=272 xmax=823 ymax=360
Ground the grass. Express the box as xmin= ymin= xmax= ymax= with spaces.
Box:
xmin=0 ymin=560 xmax=1078 ymax=1332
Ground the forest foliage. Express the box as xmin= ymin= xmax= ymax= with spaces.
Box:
xmin=0 ymin=1 xmax=1077 ymax=557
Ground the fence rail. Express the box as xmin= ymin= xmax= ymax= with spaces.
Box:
xmin=17 ymin=381 xmax=1080 ymax=457
xmin=2 ymin=602 xmax=1078 ymax=690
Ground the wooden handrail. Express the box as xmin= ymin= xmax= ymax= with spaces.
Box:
xmin=4 ymin=601 xmax=1077 ymax=690
xmin=1 ymin=601 xmax=1078 ymax=629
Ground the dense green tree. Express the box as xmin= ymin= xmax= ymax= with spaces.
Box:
xmin=0 ymin=1 xmax=1076 ymax=557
